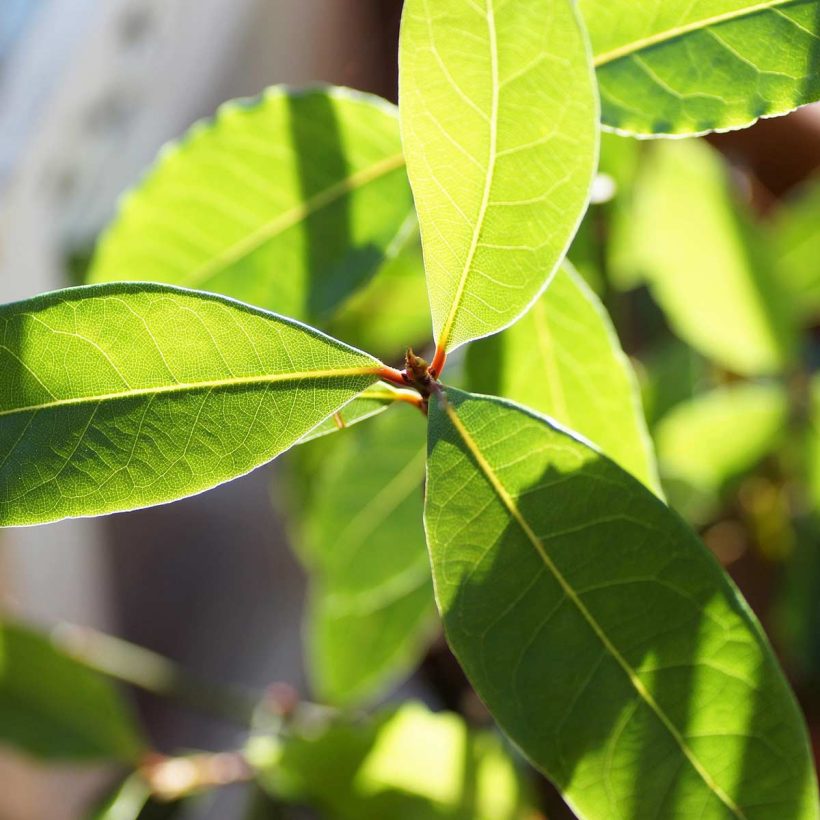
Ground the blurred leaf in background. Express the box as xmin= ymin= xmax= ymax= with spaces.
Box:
xmin=0 ymin=622 xmax=144 ymax=762
xmin=655 ymin=382 xmax=789 ymax=493
xmin=771 ymin=175 xmax=820 ymax=323
xmin=248 ymin=702 xmax=534 ymax=820
xmin=622 ymin=139 xmax=797 ymax=376
xmin=284 ymin=403 xmax=436 ymax=707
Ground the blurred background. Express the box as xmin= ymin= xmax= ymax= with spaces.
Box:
xmin=1 ymin=1 xmax=820 ymax=819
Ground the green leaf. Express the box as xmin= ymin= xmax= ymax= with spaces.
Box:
xmin=297 ymin=383 xmax=419 ymax=445
xmin=327 ymin=224 xmax=433 ymax=360
xmin=289 ymin=404 xmax=435 ymax=705
xmin=466 ymin=263 xmax=660 ymax=494
xmin=425 ymin=387 xmax=817 ymax=819
xmin=399 ymin=0 xmax=599 ymax=354
xmin=88 ymin=87 xmax=412 ymax=324
xmin=640 ymin=340 xmax=709 ymax=428
xmin=0 ymin=283 xmax=384 ymax=526
xmin=582 ymin=0 xmax=820 ymax=137
xmin=771 ymin=175 xmax=820 ymax=321
xmin=248 ymin=702 xmax=534 ymax=820
xmin=628 ymin=139 xmax=796 ymax=375
xmin=656 ymin=382 xmax=788 ymax=492
xmin=0 ymin=622 xmax=144 ymax=762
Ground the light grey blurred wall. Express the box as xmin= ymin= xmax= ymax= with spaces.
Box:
xmin=0 ymin=1 xmax=392 ymax=817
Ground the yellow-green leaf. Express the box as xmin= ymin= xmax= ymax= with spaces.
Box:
xmin=1 ymin=284 xmax=383 ymax=526
xmin=583 ymin=0 xmax=820 ymax=136
xmin=89 ymin=87 xmax=412 ymax=324
xmin=466 ymin=264 xmax=660 ymax=494
xmin=399 ymin=0 xmax=599 ymax=354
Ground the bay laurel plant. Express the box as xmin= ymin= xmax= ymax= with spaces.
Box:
xmin=3 ymin=1 xmax=820 ymax=818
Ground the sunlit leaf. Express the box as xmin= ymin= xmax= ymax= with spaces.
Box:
xmin=288 ymin=405 xmax=435 ymax=705
xmin=89 ymin=87 xmax=412 ymax=324
xmin=297 ymin=383 xmax=420 ymax=446
xmin=327 ymin=224 xmax=432 ymax=360
xmin=399 ymin=0 xmax=598 ymax=354
xmin=248 ymin=702 xmax=534 ymax=819
xmin=425 ymin=387 xmax=817 ymax=819
xmin=582 ymin=0 xmax=820 ymax=136
xmin=656 ymin=382 xmax=788 ymax=492
xmin=628 ymin=139 xmax=796 ymax=375
xmin=771 ymin=175 xmax=820 ymax=321
xmin=466 ymin=264 xmax=660 ymax=494
xmin=0 ymin=284 xmax=384 ymax=526
xmin=0 ymin=622 xmax=144 ymax=762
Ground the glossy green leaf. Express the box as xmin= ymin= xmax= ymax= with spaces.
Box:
xmin=629 ymin=139 xmax=795 ymax=375
xmin=399 ymin=0 xmax=599 ymax=353
xmin=466 ymin=264 xmax=660 ymax=494
xmin=771 ymin=175 xmax=820 ymax=320
xmin=656 ymin=382 xmax=788 ymax=492
xmin=582 ymin=0 xmax=820 ymax=136
xmin=249 ymin=702 xmax=533 ymax=820
xmin=0 ymin=622 xmax=144 ymax=762
xmin=425 ymin=387 xmax=817 ymax=819
xmin=89 ymin=87 xmax=412 ymax=324
xmin=0 ymin=283 xmax=383 ymax=526
xmin=290 ymin=405 xmax=435 ymax=705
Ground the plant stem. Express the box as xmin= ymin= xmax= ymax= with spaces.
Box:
xmin=53 ymin=623 xmax=260 ymax=727
xmin=376 ymin=365 xmax=409 ymax=388
xmin=430 ymin=346 xmax=447 ymax=379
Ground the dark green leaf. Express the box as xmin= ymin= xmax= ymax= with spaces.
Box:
xmin=425 ymin=387 xmax=817 ymax=818
xmin=0 ymin=622 xmax=144 ymax=762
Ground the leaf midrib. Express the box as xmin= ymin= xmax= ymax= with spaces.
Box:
xmin=593 ymin=0 xmax=797 ymax=67
xmin=0 ymin=366 xmax=382 ymax=420
xmin=179 ymin=152 xmax=406 ymax=289
xmin=436 ymin=0 xmax=500 ymax=352
xmin=440 ymin=395 xmax=746 ymax=819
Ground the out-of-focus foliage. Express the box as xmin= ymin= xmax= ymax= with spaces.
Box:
xmin=0 ymin=623 xmax=143 ymax=762
xmin=248 ymin=702 xmax=534 ymax=820
xmin=623 ymin=139 xmax=796 ymax=375
xmin=772 ymin=175 xmax=820 ymax=322
xmin=656 ymin=382 xmax=788 ymax=492
xmin=285 ymin=405 xmax=435 ymax=707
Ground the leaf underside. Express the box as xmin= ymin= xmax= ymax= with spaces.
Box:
xmin=0 ymin=284 xmax=380 ymax=526
xmin=425 ymin=388 xmax=818 ymax=819
xmin=466 ymin=263 xmax=660 ymax=495
xmin=400 ymin=0 xmax=599 ymax=352
xmin=89 ymin=87 xmax=413 ymax=325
